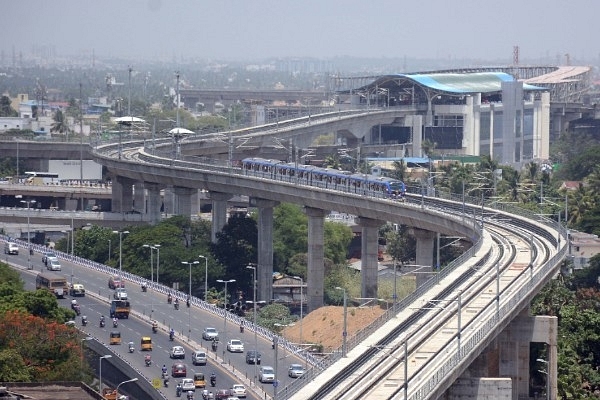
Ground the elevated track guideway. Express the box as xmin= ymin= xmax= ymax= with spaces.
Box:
xmin=90 ymin=111 xmax=567 ymax=400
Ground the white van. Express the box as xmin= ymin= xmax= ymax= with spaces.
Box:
xmin=191 ymin=350 xmax=207 ymax=365
xmin=48 ymin=258 xmax=62 ymax=271
xmin=4 ymin=242 xmax=18 ymax=255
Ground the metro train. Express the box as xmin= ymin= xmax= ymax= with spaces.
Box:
xmin=241 ymin=157 xmax=406 ymax=199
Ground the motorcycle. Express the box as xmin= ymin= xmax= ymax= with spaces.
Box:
xmin=100 ymin=317 xmax=105 ymax=328
xmin=209 ymin=376 xmax=216 ymax=387
xmin=29 ymin=247 xmax=34 ymax=256
xmin=186 ymin=391 xmax=194 ymax=400
xmin=240 ymin=324 xmax=244 ymax=333
xmin=128 ymin=342 xmax=134 ymax=353
xmin=72 ymin=304 xmax=81 ymax=316
xmin=211 ymin=340 xmax=218 ymax=352
xmin=174 ymin=300 xmax=179 ymax=310
xmin=112 ymin=319 xmax=118 ymax=328
xmin=186 ymin=298 xmax=190 ymax=308
xmin=167 ymin=294 xmax=172 ymax=304
xmin=144 ymin=355 xmax=151 ymax=367
xmin=163 ymin=377 xmax=169 ymax=388
xmin=81 ymin=316 xmax=88 ymax=326
xmin=152 ymin=323 xmax=158 ymax=334
xmin=141 ymin=284 xmax=147 ymax=292
xmin=169 ymin=331 xmax=175 ymax=341
xmin=176 ymin=384 xmax=182 ymax=397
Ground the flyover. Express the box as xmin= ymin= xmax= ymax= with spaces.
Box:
xmin=86 ymin=109 xmax=567 ymax=399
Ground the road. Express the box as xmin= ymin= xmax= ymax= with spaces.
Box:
xmin=4 ymin=245 xmax=306 ymax=400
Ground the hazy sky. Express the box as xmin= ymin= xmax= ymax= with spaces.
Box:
xmin=4 ymin=0 xmax=599 ymax=64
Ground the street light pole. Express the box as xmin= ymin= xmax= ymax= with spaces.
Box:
xmin=99 ymin=354 xmax=112 ymax=394
xmin=199 ymin=255 xmax=208 ymax=303
xmin=335 ymin=286 xmax=348 ymax=357
xmin=292 ymin=275 xmax=304 ymax=368
xmin=216 ymin=278 xmax=236 ymax=355
xmin=247 ymin=264 xmax=258 ymax=382
xmin=116 ymin=377 xmax=138 ymax=397
xmin=182 ymin=261 xmax=199 ymax=340
xmin=155 ymin=245 xmax=161 ymax=284
xmin=112 ymin=230 xmax=129 ymax=283
xmin=17 ymin=196 xmax=35 ymax=268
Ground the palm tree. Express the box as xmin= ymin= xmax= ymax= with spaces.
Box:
xmin=51 ymin=109 xmax=69 ymax=139
xmin=391 ymin=159 xmax=407 ymax=181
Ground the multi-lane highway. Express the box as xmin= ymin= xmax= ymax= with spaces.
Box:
xmin=4 ymin=244 xmax=306 ymax=400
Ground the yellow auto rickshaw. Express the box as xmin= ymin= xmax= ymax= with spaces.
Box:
xmin=141 ymin=336 xmax=152 ymax=351
xmin=109 ymin=331 xmax=121 ymax=345
xmin=193 ymin=372 xmax=205 ymax=388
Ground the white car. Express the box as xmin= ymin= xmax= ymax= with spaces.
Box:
xmin=180 ymin=378 xmax=195 ymax=392
xmin=226 ymin=339 xmax=244 ymax=353
xmin=113 ymin=287 xmax=128 ymax=300
xmin=231 ymin=384 xmax=246 ymax=398
xmin=288 ymin=363 xmax=305 ymax=378
xmin=258 ymin=366 xmax=275 ymax=383
xmin=48 ymin=258 xmax=61 ymax=271
xmin=191 ymin=350 xmax=207 ymax=365
xmin=202 ymin=327 xmax=219 ymax=340
xmin=170 ymin=345 xmax=185 ymax=359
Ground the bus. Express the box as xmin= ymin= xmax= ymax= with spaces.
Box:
xmin=25 ymin=171 xmax=60 ymax=185
xmin=36 ymin=272 xmax=68 ymax=298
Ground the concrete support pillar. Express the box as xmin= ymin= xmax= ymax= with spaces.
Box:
xmin=134 ymin=182 xmax=145 ymax=213
xmin=410 ymin=228 xmax=436 ymax=287
xmin=146 ymin=183 xmax=162 ymax=225
xmin=252 ymin=198 xmax=279 ymax=303
xmin=207 ymin=192 xmax=232 ymax=243
xmin=305 ymin=206 xmax=329 ymax=312
xmin=356 ymin=217 xmax=384 ymax=300
xmin=111 ymin=176 xmax=134 ymax=213
xmin=173 ymin=186 xmax=195 ymax=217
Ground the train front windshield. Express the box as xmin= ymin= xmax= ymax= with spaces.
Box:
xmin=389 ymin=181 xmax=405 ymax=194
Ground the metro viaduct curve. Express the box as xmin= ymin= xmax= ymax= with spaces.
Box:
xmin=93 ymin=109 xmax=478 ymax=311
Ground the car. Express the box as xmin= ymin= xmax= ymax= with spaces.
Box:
xmin=48 ymin=258 xmax=61 ymax=271
xmin=4 ymin=242 xmax=18 ymax=255
xmin=258 ymin=366 xmax=275 ymax=383
xmin=245 ymin=350 xmax=261 ymax=365
xmin=42 ymin=251 xmax=56 ymax=265
xmin=191 ymin=350 xmax=207 ymax=365
xmin=69 ymin=283 xmax=85 ymax=297
xmin=215 ymin=389 xmax=233 ymax=400
xmin=113 ymin=287 xmax=128 ymax=300
xmin=171 ymin=363 xmax=187 ymax=378
xmin=231 ymin=383 xmax=246 ymax=398
xmin=226 ymin=339 xmax=244 ymax=353
xmin=108 ymin=275 xmax=125 ymax=289
xmin=170 ymin=345 xmax=185 ymax=359
xmin=202 ymin=327 xmax=219 ymax=340
xmin=288 ymin=363 xmax=305 ymax=378
xmin=180 ymin=378 xmax=195 ymax=392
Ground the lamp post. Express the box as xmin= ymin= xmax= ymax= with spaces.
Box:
xmin=199 ymin=255 xmax=208 ymax=303
xmin=335 ymin=286 xmax=348 ymax=357
xmin=155 ymin=244 xmax=161 ymax=284
xmin=112 ymin=230 xmax=129 ymax=283
xmin=292 ymin=276 xmax=304 ymax=368
xmin=80 ymin=337 xmax=92 ymax=379
xmin=273 ymin=321 xmax=295 ymax=400
xmin=216 ymin=278 xmax=236 ymax=353
xmin=99 ymin=354 xmax=112 ymax=394
xmin=182 ymin=261 xmax=199 ymax=340
xmin=537 ymin=358 xmax=549 ymax=400
xmin=246 ymin=264 xmax=258 ymax=382
xmin=17 ymin=196 xmax=35 ymax=268
xmin=116 ymin=377 xmax=138 ymax=397
xmin=61 ymin=229 xmax=73 ymax=286
xmin=143 ymin=244 xmax=159 ymax=318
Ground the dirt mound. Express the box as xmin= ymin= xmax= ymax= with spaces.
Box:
xmin=281 ymin=305 xmax=386 ymax=352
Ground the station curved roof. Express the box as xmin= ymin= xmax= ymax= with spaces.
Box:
xmin=365 ymin=72 xmax=545 ymax=95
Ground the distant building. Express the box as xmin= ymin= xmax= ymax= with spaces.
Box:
xmin=569 ymin=230 xmax=600 ymax=270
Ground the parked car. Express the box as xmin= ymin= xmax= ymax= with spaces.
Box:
xmin=191 ymin=350 xmax=207 ymax=365
xmin=202 ymin=327 xmax=219 ymax=340
xmin=227 ymin=339 xmax=244 ymax=353
xmin=259 ymin=366 xmax=275 ymax=383
xmin=113 ymin=287 xmax=128 ymax=300
xmin=231 ymin=383 xmax=246 ymax=398
xmin=108 ymin=275 xmax=125 ymax=289
xmin=180 ymin=378 xmax=195 ymax=392
xmin=245 ymin=350 xmax=261 ymax=364
xmin=171 ymin=363 xmax=187 ymax=378
xmin=170 ymin=345 xmax=185 ymax=359
xmin=288 ymin=363 xmax=305 ymax=378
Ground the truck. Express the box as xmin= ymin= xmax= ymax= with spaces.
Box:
xmin=110 ymin=299 xmax=130 ymax=319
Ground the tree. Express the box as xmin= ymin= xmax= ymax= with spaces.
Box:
xmin=0 ymin=95 xmax=17 ymax=117
xmin=50 ymin=109 xmax=69 ymax=137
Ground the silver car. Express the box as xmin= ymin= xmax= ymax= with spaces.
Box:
xmin=288 ymin=363 xmax=305 ymax=378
